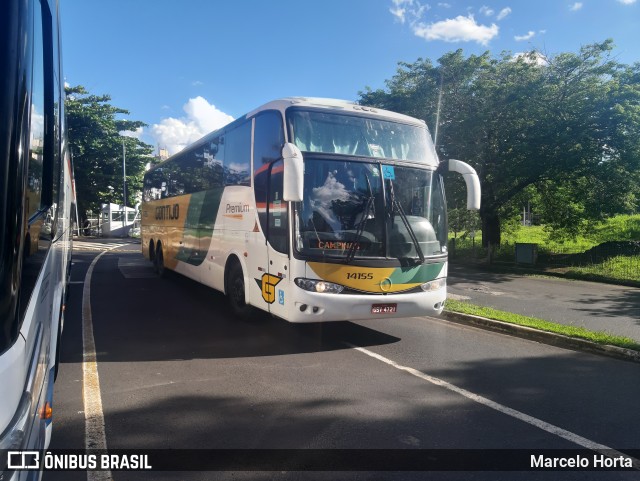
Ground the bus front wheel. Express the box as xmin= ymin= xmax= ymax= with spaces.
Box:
xmin=227 ymin=262 xmax=253 ymax=319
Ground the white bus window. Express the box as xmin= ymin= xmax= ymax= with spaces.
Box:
xmin=224 ymin=121 xmax=251 ymax=186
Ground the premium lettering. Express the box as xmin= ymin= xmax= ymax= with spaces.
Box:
xmin=226 ymin=203 xmax=249 ymax=214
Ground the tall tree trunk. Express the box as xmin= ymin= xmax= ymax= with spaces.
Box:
xmin=481 ymin=211 xmax=501 ymax=248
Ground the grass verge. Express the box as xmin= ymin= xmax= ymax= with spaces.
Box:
xmin=444 ymin=299 xmax=640 ymax=352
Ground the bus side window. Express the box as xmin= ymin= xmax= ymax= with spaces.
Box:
xmin=27 ymin=1 xmax=46 ymax=222
xmin=224 ymin=121 xmax=251 ymax=186
xmin=19 ymin=0 xmax=55 ymax=324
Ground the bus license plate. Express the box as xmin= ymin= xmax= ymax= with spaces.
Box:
xmin=371 ymin=303 xmax=397 ymax=314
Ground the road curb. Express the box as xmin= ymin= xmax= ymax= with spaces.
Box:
xmin=441 ymin=310 xmax=640 ymax=364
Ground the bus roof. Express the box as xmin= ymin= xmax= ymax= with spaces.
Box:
xmin=247 ymin=97 xmax=427 ymax=127
xmin=148 ymin=97 xmax=429 ymax=172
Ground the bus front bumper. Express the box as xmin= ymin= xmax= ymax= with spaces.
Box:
xmin=286 ymin=286 xmax=446 ymax=323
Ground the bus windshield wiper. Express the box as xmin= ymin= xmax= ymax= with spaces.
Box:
xmin=344 ymin=173 xmax=375 ymax=264
xmin=388 ymin=179 xmax=425 ymax=263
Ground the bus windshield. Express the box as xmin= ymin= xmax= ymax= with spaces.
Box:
xmin=289 ymin=110 xmax=438 ymax=166
xmin=295 ymin=158 xmax=447 ymax=261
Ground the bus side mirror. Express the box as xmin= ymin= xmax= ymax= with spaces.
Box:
xmin=282 ymin=143 xmax=304 ymax=202
xmin=448 ymin=159 xmax=481 ymax=210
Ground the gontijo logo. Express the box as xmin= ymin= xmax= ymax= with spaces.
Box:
xmin=256 ymin=274 xmax=282 ymax=304
xmin=155 ymin=203 xmax=180 ymax=220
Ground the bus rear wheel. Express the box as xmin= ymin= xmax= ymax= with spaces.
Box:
xmin=149 ymin=240 xmax=156 ymax=263
xmin=154 ymin=244 xmax=166 ymax=277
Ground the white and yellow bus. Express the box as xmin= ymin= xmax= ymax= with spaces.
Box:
xmin=141 ymin=98 xmax=479 ymax=322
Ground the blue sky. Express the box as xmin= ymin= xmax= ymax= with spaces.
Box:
xmin=61 ymin=0 xmax=639 ymax=154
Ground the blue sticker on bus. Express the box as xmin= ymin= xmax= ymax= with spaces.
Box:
xmin=278 ymin=289 xmax=285 ymax=305
xmin=382 ymin=165 xmax=395 ymax=180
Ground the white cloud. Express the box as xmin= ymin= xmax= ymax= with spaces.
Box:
xmin=512 ymin=52 xmax=549 ymax=66
xmin=617 ymin=0 xmax=636 ymax=4
xmin=412 ymin=15 xmax=499 ymax=45
xmin=390 ymin=0 xmax=411 ymax=23
xmin=514 ymin=30 xmax=536 ymax=41
xmin=120 ymin=127 xmax=144 ymax=139
xmin=389 ymin=0 xmax=429 ymax=24
xmin=389 ymin=6 xmax=407 ymax=23
xmin=569 ymin=2 xmax=583 ymax=11
xmin=479 ymin=5 xmax=495 ymax=16
xmin=151 ymin=96 xmax=234 ymax=155
xmin=497 ymin=7 xmax=511 ymax=20
xmin=191 ymin=80 xmax=204 ymax=86
xmin=437 ymin=2 xmax=451 ymax=7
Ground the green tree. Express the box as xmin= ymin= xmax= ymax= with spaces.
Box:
xmin=65 ymin=85 xmax=154 ymax=220
xmin=360 ymin=40 xmax=640 ymax=249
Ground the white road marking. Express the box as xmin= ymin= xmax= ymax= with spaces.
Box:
xmin=75 ymin=241 xmax=130 ymax=252
xmin=82 ymin=244 xmax=124 ymax=481
xmin=350 ymin=344 xmax=640 ymax=469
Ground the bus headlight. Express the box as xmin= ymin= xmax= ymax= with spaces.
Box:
xmin=295 ymin=278 xmax=344 ymax=294
xmin=420 ymin=278 xmax=446 ymax=292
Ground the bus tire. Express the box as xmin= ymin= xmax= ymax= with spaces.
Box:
xmin=149 ymin=240 xmax=156 ymax=263
xmin=154 ymin=243 xmax=166 ymax=277
xmin=226 ymin=261 xmax=253 ymax=319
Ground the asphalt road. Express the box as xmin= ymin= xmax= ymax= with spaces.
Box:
xmin=448 ymin=264 xmax=640 ymax=342
xmin=46 ymin=241 xmax=640 ymax=480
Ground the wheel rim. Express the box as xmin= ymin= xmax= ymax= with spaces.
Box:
xmin=231 ymin=274 xmax=245 ymax=307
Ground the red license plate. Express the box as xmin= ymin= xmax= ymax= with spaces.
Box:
xmin=371 ymin=303 xmax=397 ymax=314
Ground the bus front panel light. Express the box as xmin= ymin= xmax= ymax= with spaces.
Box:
xmin=294 ymin=278 xmax=344 ymax=294
xmin=420 ymin=278 xmax=446 ymax=292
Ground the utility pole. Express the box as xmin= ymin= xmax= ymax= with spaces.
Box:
xmin=122 ymin=139 xmax=126 ymax=230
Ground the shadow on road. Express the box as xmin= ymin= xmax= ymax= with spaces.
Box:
xmin=571 ymin=289 xmax=640 ymax=326
xmin=61 ymin=251 xmax=400 ymax=364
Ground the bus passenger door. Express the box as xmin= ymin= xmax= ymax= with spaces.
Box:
xmin=264 ymin=160 xmax=290 ymax=319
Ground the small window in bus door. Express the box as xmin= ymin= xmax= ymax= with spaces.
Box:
xmin=268 ymin=160 xmax=288 ymax=254
xmin=253 ymin=111 xmax=284 ymax=236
